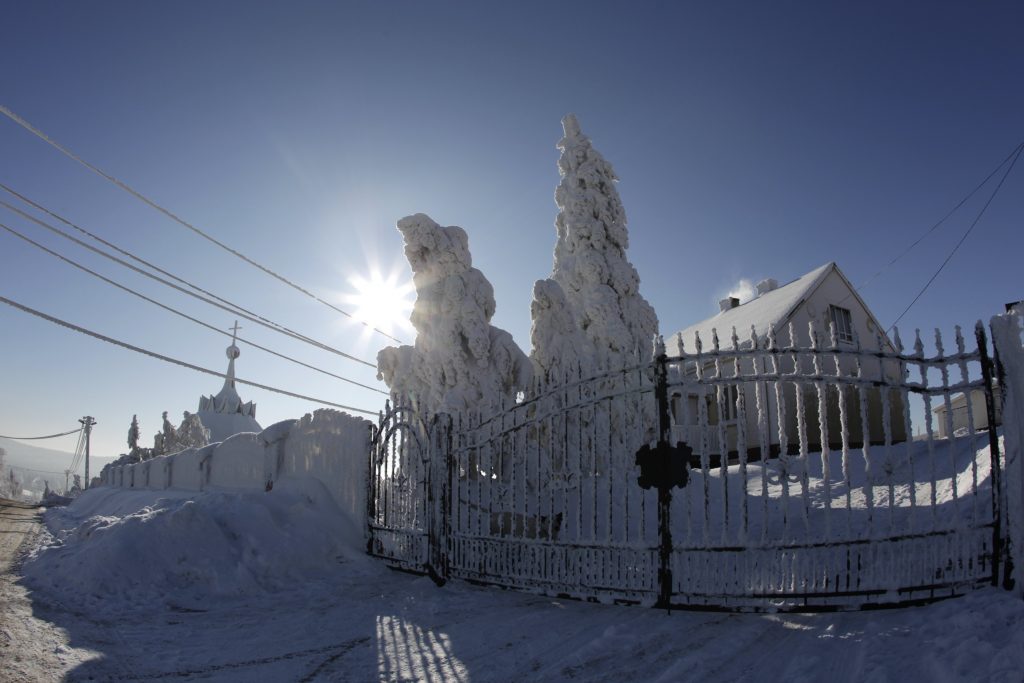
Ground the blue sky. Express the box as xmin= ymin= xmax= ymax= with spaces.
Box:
xmin=1 ymin=1 xmax=1022 ymax=459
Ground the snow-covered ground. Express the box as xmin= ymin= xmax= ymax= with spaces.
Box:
xmin=13 ymin=480 xmax=1024 ymax=682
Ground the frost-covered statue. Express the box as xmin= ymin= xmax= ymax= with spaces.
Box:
xmin=161 ymin=411 xmax=176 ymax=453
xmin=377 ymin=213 xmax=533 ymax=415
xmin=531 ymin=114 xmax=658 ymax=378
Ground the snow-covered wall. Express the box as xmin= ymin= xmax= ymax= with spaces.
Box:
xmin=991 ymin=313 xmax=1024 ymax=596
xmin=100 ymin=410 xmax=373 ymax=529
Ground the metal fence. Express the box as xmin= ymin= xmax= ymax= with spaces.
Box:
xmin=368 ymin=319 xmax=1012 ymax=611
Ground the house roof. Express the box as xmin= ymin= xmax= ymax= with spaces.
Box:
xmin=668 ymin=262 xmax=838 ymax=354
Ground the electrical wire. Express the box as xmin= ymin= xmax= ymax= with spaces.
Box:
xmin=1 ymin=182 xmax=302 ymax=339
xmin=0 ymin=220 xmax=387 ymax=395
xmin=0 ymin=199 xmax=377 ymax=368
xmin=0 ymin=427 xmax=82 ymax=440
xmin=888 ymin=142 xmax=1024 ymax=330
xmin=852 ymin=140 xmax=1024 ymax=297
xmin=69 ymin=428 xmax=85 ymax=475
xmin=0 ymin=104 xmax=405 ymax=344
xmin=0 ymin=294 xmax=379 ymax=416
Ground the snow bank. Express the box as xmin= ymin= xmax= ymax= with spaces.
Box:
xmin=377 ymin=213 xmax=532 ymax=414
xmin=23 ymin=479 xmax=369 ymax=615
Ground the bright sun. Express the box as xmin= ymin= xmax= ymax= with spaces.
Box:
xmin=345 ymin=270 xmax=415 ymax=336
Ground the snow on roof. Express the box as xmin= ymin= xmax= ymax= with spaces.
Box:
xmin=669 ymin=262 xmax=836 ymax=354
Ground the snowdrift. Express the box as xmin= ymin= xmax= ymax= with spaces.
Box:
xmin=23 ymin=478 xmax=371 ymax=615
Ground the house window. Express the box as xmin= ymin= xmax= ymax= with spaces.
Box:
xmin=829 ymin=305 xmax=854 ymax=343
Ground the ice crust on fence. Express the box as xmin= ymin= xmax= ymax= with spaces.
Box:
xmin=531 ymin=114 xmax=658 ymax=378
xmin=377 ymin=213 xmax=532 ymax=414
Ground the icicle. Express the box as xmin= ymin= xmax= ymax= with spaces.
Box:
xmin=810 ymin=320 xmax=832 ymax=541
xmin=732 ymin=326 xmax=749 ymax=544
xmin=935 ymin=329 xmax=959 ymax=510
xmin=955 ymin=325 xmax=980 ymax=527
xmin=916 ymin=329 xmax=937 ymax=529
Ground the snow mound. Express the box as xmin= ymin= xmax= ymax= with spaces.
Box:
xmin=23 ymin=478 xmax=369 ymax=615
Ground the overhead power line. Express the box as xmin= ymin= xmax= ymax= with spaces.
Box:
xmin=0 ymin=294 xmax=379 ymax=416
xmin=0 ymin=427 xmax=82 ymax=440
xmin=1 ymin=182 xmax=297 ymax=338
xmin=854 ymin=140 xmax=1024 ymax=296
xmin=0 ymin=220 xmax=386 ymax=395
xmin=0 ymin=104 xmax=405 ymax=344
xmin=0 ymin=198 xmax=377 ymax=368
xmin=889 ymin=141 xmax=1024 ymax=330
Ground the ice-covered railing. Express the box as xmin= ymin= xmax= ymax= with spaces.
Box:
xmin=369 ymin=316 xmax=1011 ymax=610
xmin=664 ymin=319 xmax=1000 ymax=547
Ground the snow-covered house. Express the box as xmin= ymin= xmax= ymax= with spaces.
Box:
xmin=196 ymin=329 xmax=262 ymax=442
xmin=667 ymin=262 xmax=907 ymax=459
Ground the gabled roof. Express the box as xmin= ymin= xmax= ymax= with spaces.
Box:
xmin=669 ymin=262 xmax=857 ymax=353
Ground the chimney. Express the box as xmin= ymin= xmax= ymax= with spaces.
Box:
xmin=756 ymin=278 xmax=779 ymax=296
xmin=719 ymin=297 xmax=740 ymax=313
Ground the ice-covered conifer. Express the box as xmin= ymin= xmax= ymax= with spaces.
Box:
xmin=127 ymin=415 xmax=140 ymax=453
xmin=529 ymin=278 xmax=594 ymax=380
xmin=377 ymin=213 xmax=533 ymax=415
xmin=544 ymin=114 xmax=658 ymax=369
xmin=172 ymin=411 xmax=211 ymax=453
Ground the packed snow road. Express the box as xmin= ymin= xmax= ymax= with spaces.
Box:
xmin=0 ymin=498 xmax=95 ymax=683
xmin=9 ymin=487 xmax=1024 ymax=682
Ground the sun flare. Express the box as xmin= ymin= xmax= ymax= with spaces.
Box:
xmin=345 ymin=269 xmax=415 ymax=336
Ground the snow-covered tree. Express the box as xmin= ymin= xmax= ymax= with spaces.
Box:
xmin=160 ymin=411 xmax=176 ymax=456
xmin=165 ymin=411 xmax=210 ymax=454
xmin=377 ymin=213 xmax=533 ymax=415
xmin=529 ymin=278 xmax=594 ymax=381
xmin=128 ymin=415 xmax=140 ymax=453
xmin=535 ymin=114 xmax=658 ymax=371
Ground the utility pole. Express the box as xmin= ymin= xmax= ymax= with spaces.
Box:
xmin=79 ymin=416 xmax=96 ymax=490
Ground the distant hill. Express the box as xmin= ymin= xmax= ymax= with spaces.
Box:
xmin=0 ymin=437 xmax=116 ymax=482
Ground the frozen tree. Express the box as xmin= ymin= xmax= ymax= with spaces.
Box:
xmin=537 ymin=113 xmax=658 ymax=371
xmin=377 ymin=213 xmax=533 ymax=415
xmin=165 ymin=411 xmax=210 ymax=454
xmin=160 ymin=411 xmax=176 ymax=454
xmin=127 ymin=415 xmax=140 ymax=453
xmin=529 ymin=278 xmax=595 ymax=381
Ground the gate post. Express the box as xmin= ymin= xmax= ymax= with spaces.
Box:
xmin=426 ymin=413 xmax=452 ymax=586
xmin=990 ymin=315 xmax=1024 ymax=594
xmin=653 ymin=337 xmax=674 ymax=609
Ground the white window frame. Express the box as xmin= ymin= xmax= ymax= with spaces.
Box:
xmin=829 ymin=304 xmax=855 ymax=344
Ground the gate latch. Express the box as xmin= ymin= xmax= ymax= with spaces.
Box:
xmin=635 ymin=441 xmax=691 ymax=490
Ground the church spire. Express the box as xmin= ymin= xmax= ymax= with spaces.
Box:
xmin=223 ymin=320 xmax=241 ymax=392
